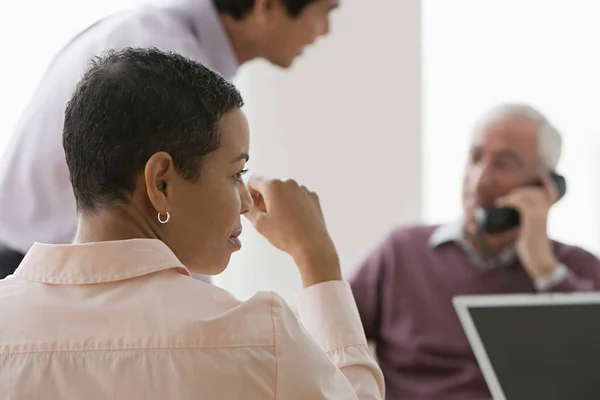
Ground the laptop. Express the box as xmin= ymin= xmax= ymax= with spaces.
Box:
xmin=453 ymin=293 xmax=600 ymax=400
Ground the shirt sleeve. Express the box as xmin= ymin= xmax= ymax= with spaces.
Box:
xmin=270 ymin=281 xmax=384 ymax=400
xmin=537 ymin=247 xmax=600 ymax=292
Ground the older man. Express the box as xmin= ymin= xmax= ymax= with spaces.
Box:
xmin=350 ymin=103 xmax=600 ymax=400
xmin=0 ymin=0 xmax=339 ymax=278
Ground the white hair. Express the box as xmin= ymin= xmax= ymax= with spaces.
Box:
xmin=474 ymin=103 xmax=562 ymax=170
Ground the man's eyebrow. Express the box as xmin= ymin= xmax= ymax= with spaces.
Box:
xmin=232 ymin=153 xmax=249 ymax=163
xmin=495 ymin=149 xmax=524 ymax=166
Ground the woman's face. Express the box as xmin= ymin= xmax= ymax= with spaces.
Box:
xmin=147 ymin=109 xmax=253 ymax=275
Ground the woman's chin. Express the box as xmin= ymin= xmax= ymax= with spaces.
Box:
xmin=186 ymin=257 xmax=230 ymax=276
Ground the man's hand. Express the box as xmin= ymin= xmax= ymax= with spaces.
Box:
xmin=244 ymin=176 xmax=341 ymax=288
xmin=495 ymin=172 xmax=560 ymax=279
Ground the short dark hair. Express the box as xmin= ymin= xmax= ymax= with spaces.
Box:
xmin=63 ymin=47 xmax=244 ymax=212
xmin=213 ymin=0 xmax=320 ymax=19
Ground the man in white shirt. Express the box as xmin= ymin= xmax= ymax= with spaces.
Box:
xmin=0 ymin=0 xmax=339 ymax=277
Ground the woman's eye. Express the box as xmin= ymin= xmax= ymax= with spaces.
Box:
xmin=234 ymin=169 xmax=249 ymax=181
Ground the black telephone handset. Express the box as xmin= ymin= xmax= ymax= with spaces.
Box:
xmin=475 ymin=171 xmax=567 ymax=234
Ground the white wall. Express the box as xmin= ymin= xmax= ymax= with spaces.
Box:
xmin=216 ymin=0 xmax=423 ymax=305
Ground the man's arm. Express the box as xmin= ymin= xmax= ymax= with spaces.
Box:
xmin=272 ymin=282 xmax=384 ymax=399
xmin=496 ymin=173 xmax=600 ymax=292
xmin=537 ymin=247 xmax=600 ymax=292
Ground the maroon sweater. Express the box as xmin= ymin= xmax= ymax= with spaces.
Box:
xmin=350 ymin=224 xmax=600 ymax=400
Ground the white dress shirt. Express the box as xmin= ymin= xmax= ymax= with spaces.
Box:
xmin=0 ymin=238 xmax=385 ymax=399
xmin=0 ymin=0 xmax=238 ymax=253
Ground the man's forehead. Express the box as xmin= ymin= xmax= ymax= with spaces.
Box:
xmin=471 ymin=131 xmax=536 ymax=166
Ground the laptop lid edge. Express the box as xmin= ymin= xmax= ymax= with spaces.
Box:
xmin=453 ymin=296 xmax=507 ymax=400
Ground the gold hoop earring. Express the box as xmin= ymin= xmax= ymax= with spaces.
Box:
xmin=157 ymin=211 xmax=171 ymax=224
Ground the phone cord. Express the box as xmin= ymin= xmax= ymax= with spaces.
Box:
xmin=475 ymin=226 xmax=525 ymax=293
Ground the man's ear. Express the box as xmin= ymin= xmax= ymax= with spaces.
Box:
xmin=251 ymin=0 xmax=276 ymax=23
xmin=144 ymin=152 xmax=175 ymax=214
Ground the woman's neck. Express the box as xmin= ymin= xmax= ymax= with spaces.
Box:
xmin=74 ymin=207 xmax=159 ymax=244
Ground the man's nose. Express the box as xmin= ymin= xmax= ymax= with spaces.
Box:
xmin=470 ymin=163 xmax=495 ymax=189
xmin=318 ymin=18 xmax=330 ymax=37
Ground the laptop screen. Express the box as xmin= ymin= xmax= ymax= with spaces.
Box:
xmin=469 ymin=303 xmax=600 ymax=400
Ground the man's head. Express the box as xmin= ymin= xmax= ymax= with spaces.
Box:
xmin=63 ymin=48 xmax=253 ymax=274
xmin=462 ymin=103 xmax=562 ymax=232
xmin=214 ymin=0 xmax=339 ymax=68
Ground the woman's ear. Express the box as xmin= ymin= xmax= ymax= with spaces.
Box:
xmin=144 ymin=152 xmax=175 ymax=214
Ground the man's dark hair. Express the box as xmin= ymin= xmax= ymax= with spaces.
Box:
xmin=63 ymin=47 xmax=244 ymax=212
xmin=213 ymin=0 xmax=320 ymax=19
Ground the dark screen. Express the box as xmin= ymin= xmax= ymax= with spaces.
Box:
xmin=470 ymin=304 xmax=600 ymax=400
